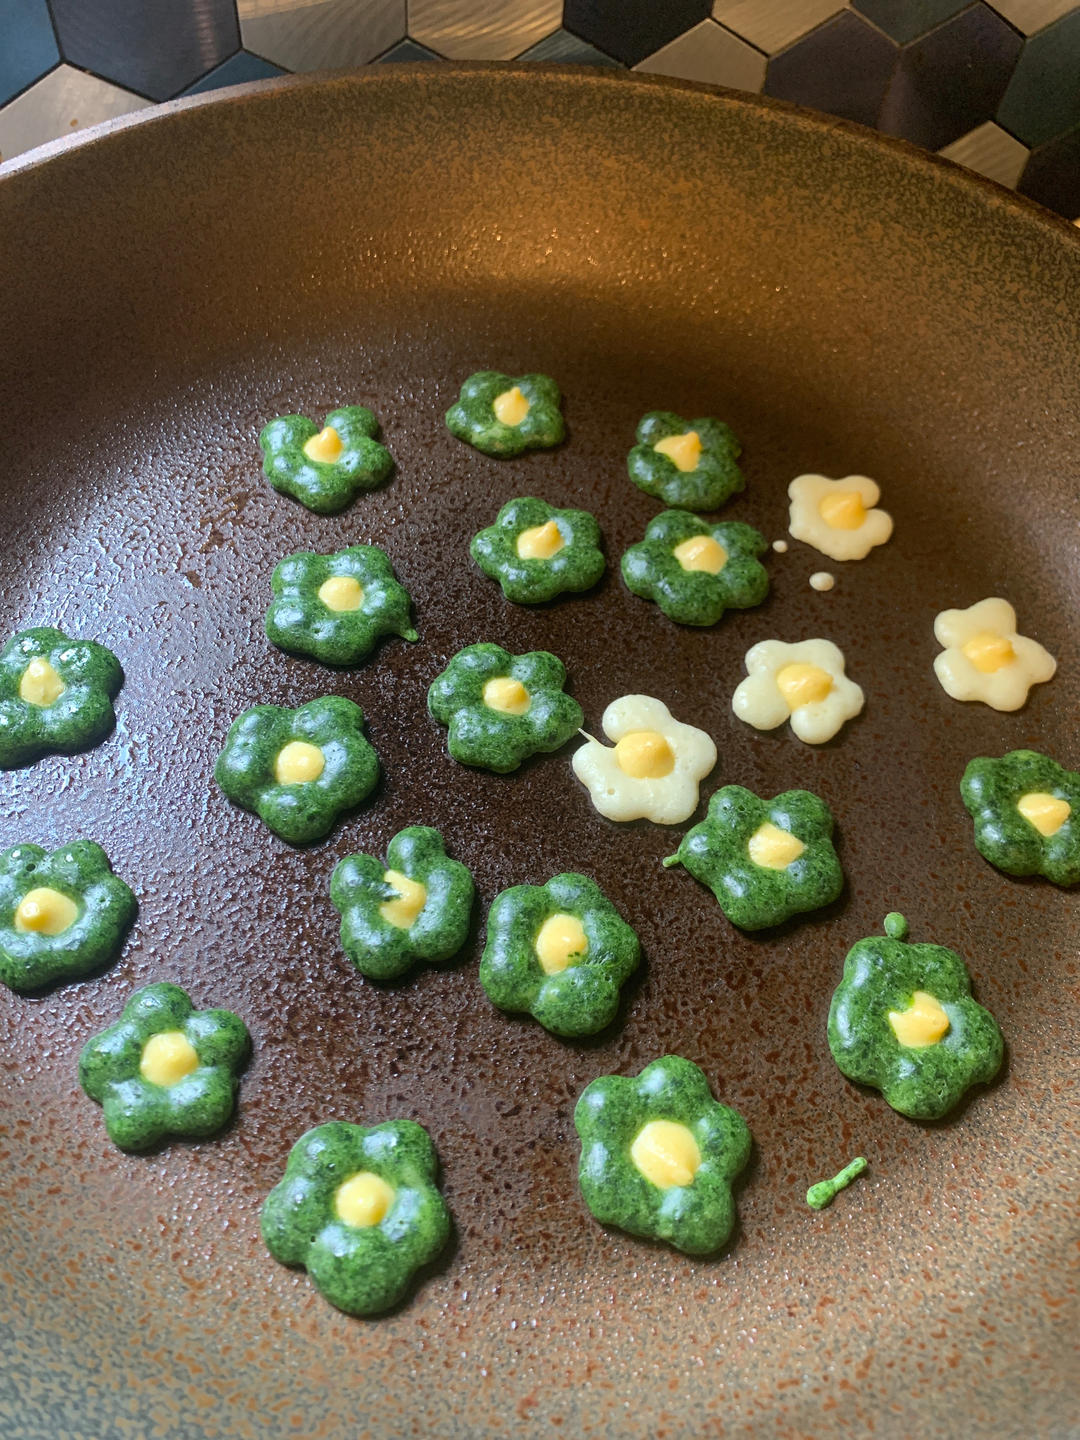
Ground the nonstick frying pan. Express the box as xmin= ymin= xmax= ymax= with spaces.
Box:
xmin=0 ymin=66 xmax=1077 ymax=1439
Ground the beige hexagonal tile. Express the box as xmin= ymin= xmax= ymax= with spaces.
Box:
xmin=939 ymin=121 xmax=1030 ymax=189
xmin=711 ymin=0 xmax=844 ymax=55
xmin=409 ymin=0 xmax=562 ymax=61
xmin=0 ymin=65 xmax=150 ymax=169
xmin=239 ymin=0 xmax=406 ymax=71
xmin=634 ymin=20 xmax=766 ymax=93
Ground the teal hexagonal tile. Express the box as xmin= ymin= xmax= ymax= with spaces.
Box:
xmin=517 ymin=28 xmax=621 ymax=64
xmin=181 ymin=51 xmax=286 ymax=97
xmin=1 ymin=0 xmax=59 ymax=106
xmin=997 ymin=9 xmax=1080 ymax=146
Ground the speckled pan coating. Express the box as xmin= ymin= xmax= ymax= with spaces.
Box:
xmin=330 ymin=826 xmax=475 ymax=980
xmin=0 ymin=840 xmax=136 ymax=992
xmin=479 ymin=871 xmax=640 ymax=1037
xmin=0 ymin=66 xmax=1077 ymax=1440
xmin=666 ymin=785 xmax=843 ymax=930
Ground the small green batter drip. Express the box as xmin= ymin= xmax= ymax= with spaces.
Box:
xmin=806 ymin=1156 xmax=867 ymax=1210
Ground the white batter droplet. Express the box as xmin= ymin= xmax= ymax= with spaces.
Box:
xmin=810 ymin=572 xmax=835 ymax=592
xmin=772 ymin=539 xmax=788 ymax=553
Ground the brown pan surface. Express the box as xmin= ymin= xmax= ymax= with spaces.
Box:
xmin=0 ymin=67 xmax=1077 ymax=1439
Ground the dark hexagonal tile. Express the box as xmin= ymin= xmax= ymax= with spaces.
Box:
xmin=878 ymin=3 xmax=1023 ymax=151
xmin=563 ymin=0 xmax=712 ymax=67
xmin=181 ymin=51 xmax=287 ymax=97
xmin=1 ymin=0 xmax=60 ymax=106
xmin=50 ymin=0 xmax=240 ymax=101
xmin=764 ymin=10 xmax=898 ymax=128
xmin=852 ymin=0 xmax=971 ymax=45
xmin=517 ymin=28 xmax=621 ymax=64
xmin=997 ymin=7 xmax=1080 ymax=147
xmin=1017 ymin=122 xmax=1080 ymax=217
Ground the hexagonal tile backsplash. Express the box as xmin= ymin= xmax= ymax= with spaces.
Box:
xmin=0 ymin=0 xmax=1077 ymax=219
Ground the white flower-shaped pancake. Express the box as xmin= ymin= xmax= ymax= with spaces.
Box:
xmin=933 ymin=597 xmax=1056 ymax=711
xmin=788 ymin=474 xmax=893 ymax=562
xmin=732 ymin=638 xmax=864 ymax=744
xmin=572 ymin=695 xmax=716 ymax=824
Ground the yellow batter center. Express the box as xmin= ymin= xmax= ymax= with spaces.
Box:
xmin=1017 ymin=791 xmax=1071 ymax=837
xmin=654 ymin=430 xmax=703 ymax=472
xmin=318 ymin=575 xmax=364 ymax=612
xmin=673 ymin=535 xmax=727 ymax=574
xmin=274 ymin=740 xmax=325 ymax=785
xmin=630 ymin=1119 xmax=701 ymax=1189
xmin=747 ymin=821 xmax=806 ymax=870
xmin=334 ymin=1172 xmax=395 ymax=1229
xmin=303 ymin=425 xmax=345 ymax=463
xmin=140 ymin=1030 xmax=199 ymax=1088
xmin=483 ymin=676 xmax=530 ymax=715
xmin=493 ymin=386 xmax=530 ymax=426
xmin=516 ymin=519 xmax=565 ymax=560
xmin=776 ymin=662 xmax=834 ymax=709
xmin=818 ymin=490 xmax=868 ymax=530
xmin=534 ymin=912 xmax=588 ymax=975
xmin=13 ymin=886 xmax=78 ymax=935
xmin=18 ymin=658 xmax=65 ymax=707
xmin=379 ymin=869 xmax=427 ymax=929
xmin=888 ymin=990 xmax=950 ymax=1048
xmin=613 ymin=730 xmax=675 ymax=779
xmin=961 ymin=631 xmax=1015 ymax=674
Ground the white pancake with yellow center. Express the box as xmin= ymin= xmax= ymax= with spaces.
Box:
xmin=732 ymin=638 xmax=864 ymax=744
xmin=572 ymin=695 xmax=716 ymax=824
xmin=787 ymin=474 xmax=893 ymax=561
xmin=933 ymin=597 xmax=1056 ymax=711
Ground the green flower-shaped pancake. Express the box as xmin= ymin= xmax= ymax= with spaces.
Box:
xmin=428 ymin=642 xmax=583 ymax=773
xmin=470 ymin=497 xmax=605 ymax=604
xmin=0 ymin=627 xmax=122 ymax=768
xmin=827 ymin=913 xmax=1004 ymax=1120
xmin=0 ymin=841 xmax=136 ymax=992
xmin=960 ymin=749 xmax=1080 ymax=887
xmin=479 ymin=872 xmax=640 ymax=1037
xmin=627 ymin=412 xmax=745 ymax=511
xmin=259 ymin=406 xmax=393 ymax=514
xmin=330 ymin=827 xmax=475 ymax=980
xmin=664 ymin=785 xmax=843 ymax=930
xmin=445 ymin=371 xmax=564 ymax=457
xmin=215 ymin=696 xmax=379 ymax=844
xmin=621 ymin=511 xmax=769 ymax=626
xmin=79 ymin=982 xmax=250 ymax=1150
xmin=266 ymin=544 xmax=418 ymax=666
xmin=261 ymin=1119 xmax=451 ymax=1316
xmin=575 ymin=1055 xmax=751 ymax=1255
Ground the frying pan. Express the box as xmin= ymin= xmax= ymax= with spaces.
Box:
xmin=0 ymin=66 xmax=1077 ymax=1439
